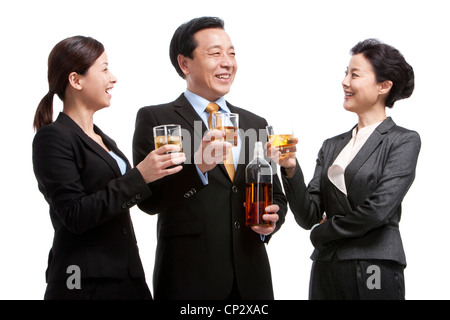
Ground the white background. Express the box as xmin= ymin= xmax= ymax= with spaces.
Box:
xmin=1 ymin=0 xmax=448 ymax=300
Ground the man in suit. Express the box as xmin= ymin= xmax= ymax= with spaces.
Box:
xmin=132 ymin=16 xmax=287 ymax=300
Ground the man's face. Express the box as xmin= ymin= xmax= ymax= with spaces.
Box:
xmin=182 ymin=28 xmax=237 ymax=102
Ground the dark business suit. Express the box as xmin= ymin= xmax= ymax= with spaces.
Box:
xmin=33 ymin=112 xmax=151 ymax=299
xmin=132 ymin=93 xmax=287 ymax=300
xmin=282 ymin=117 xmax=421 ymax=299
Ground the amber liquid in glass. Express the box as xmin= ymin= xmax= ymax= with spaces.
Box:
xmin=245 ymin=182 xmax=273 ymax=227
xmin=154 ymin=135 xmax=182 ymax=152
xmin=215 ymin=126 xmax=238 ymax=147
xmin=269 ymin=134 xmax=296 ymax=158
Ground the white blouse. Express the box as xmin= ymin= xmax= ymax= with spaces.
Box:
xmin=327 ymin=121 xmax=382 ymax=195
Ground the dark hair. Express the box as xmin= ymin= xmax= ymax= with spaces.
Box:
xmin=350 ymin=38 xmax=414 ymax=108
xmin=33 ymin=36 xmax=105 ymax=131
xmin=169 ymin=16 xmax=225 ymax=79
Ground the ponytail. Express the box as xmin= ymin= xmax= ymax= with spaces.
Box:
xmin=33 ymin=36 xmax=105 ymax=131
xmin=33 ymin=91 xmax=54 ymax=131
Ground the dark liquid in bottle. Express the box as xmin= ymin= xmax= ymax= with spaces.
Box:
xmin=245 ymin=182 xmax=273 ymax=227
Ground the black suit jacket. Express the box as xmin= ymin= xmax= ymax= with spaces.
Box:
xmin=33 ymin=112 xmax=151 ymax=283
xmin=282 ymin=117 xmax=421 ymax=266
xmin=132 ymin=93 xmax=287 ymax=299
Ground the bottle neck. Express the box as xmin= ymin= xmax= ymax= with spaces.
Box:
xmin=253 ymin=142 xmax=264 ymax=160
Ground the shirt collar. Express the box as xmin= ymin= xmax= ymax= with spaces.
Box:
xmin=352 ymin=120 xmax=383 ymax=139
xmin=184 ymin=89 xmax=230 ymax=114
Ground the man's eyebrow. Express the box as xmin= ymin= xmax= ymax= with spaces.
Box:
xmin=206 ymin=45 xmax=235 ymax=50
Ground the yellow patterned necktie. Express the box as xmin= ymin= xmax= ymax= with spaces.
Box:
xmin=205 ymin=103 xmax=235 ymax=181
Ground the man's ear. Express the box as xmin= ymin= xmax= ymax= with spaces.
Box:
xmin=68 ymin=72 xmax=82 ymax=90
xmin=177 ymin=54 xmax=190 ymax=77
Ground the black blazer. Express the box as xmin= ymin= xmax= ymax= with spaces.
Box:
xmin=282 ymin=117 xmax=421 ymax=265
xmin=33 ymin=113 xmax=151 ymax=282
xmin=132 ymin=94 xmax=287 ymax=299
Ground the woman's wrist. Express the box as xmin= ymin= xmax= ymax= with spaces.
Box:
xmin=283 ymin=165 xmax=296 ymax=178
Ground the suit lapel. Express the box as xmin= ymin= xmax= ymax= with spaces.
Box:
xmin=173 ymin=96 xmax=262 ymax=183
xmin=173 ymin=94 xmax=206 ymax=141
xmin=325 ymin=129 xmax=355 ymax=213
xmin=173 ymin=94 xmax=232 ymax=180
xmin=56 ymin=112 xmax=124 ymax=177
xmin=330 ymin=130 xmax=353 ymax=165
xmin=344 ymin=117 xmax=396 ymax=190
xmin=95 ymin=125 xmax=131 ymax=174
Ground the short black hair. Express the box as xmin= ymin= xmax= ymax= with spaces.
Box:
xmin=351 ymin=39 xmax=414 ymax=108
xmin=169 ymin=16 xmax=225 ymax=79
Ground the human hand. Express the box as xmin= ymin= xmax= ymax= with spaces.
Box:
xmin=319 ymin=213 xmax=327 ymax=224
xmin=265 ymin=139 xmax=298 ymax=178
xmin=136 ymin=144 xmax=186 ymax=184
xmin=251 ymin=204 xmax=280 ymax=236
xmin=195 ymin=129 xmax=232 ymax=173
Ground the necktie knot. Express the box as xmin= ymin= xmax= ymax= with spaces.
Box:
xmin=206 ymin=102 xmax=219 ymax=113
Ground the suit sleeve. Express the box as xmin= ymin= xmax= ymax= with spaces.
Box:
xmin=281 ymin=143 xmax=326 ymax=230
xmin=32 ymin=126 xmax=152 ymax=234
xmin=310 ymin=131 xmax=421 ymax=251
xmin=132 ymin=107 xmax=206 ymax=214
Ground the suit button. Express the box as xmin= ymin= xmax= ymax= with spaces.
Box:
xmin=136 ymin=193 xmax=142 ymax=200
xmin=234 ymin=221 xmax=240 ymax=229
xmin=122 ymin=227 xmax=128 ymax=234
xmin=121 ymin=203 xmax=127 ymax=209
xmin=232 ymin=186 xmax=238 ymax=193
xmin=184 ymin=188 xmax=197 ymax=198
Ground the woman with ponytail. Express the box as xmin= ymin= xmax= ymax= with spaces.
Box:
xmin=268 ymin=39 xmax=421 ymax=299
xmin=32 ymin=36 xmax=186 ymax=299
